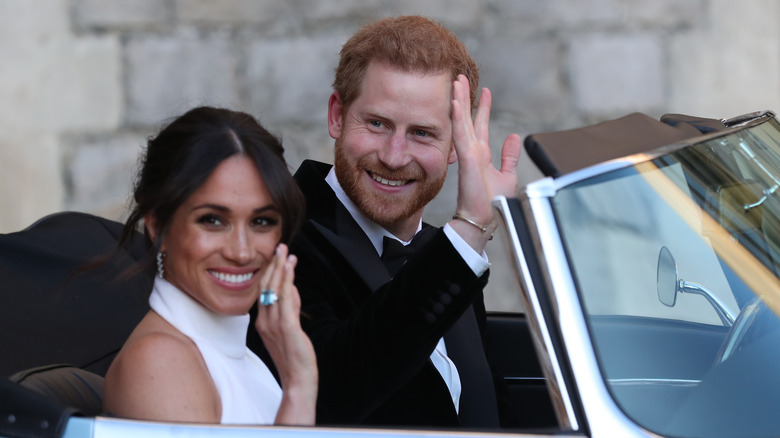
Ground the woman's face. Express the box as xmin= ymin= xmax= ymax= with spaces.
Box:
xmin=158 ymin=155 xmax=282 ymax=316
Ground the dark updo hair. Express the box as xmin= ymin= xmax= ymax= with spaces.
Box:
xmin=120 ymin=106 xmax=305 ymax=270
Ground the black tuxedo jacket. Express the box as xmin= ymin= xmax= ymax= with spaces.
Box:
xmin=283 ymin=160 xmax=500 ymax=428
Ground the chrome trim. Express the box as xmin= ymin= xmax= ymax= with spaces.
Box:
xmin=678 ymin=279 xmax=736 ymax=326
xmin=85 ymin=415 xmax=571 ymax=438
xmin=504 ymin=377 xmax=548 ymax=383
xmin=493 ymin=196 xmax=578 ymax=430
xmin=607 ymin=378 xmax=700 ymax=387
xmin=722 ymin=110 xmax=774 ymax=127
xmin=717 ymin=297 xmax=765 ymax=363
xmin=524 ymin=177 xmax=558 ymax=199
xmin=553 ymin=156 xmax=651 ymax=190
xmin=520 ymin=193 xmax=657 ymax=437
xmin=522 ymin=156 xmax=658 ymax=200
xmin=63 ymin=416 xmax=94 ymax=438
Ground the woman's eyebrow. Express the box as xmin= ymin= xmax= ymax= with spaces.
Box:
xmin=191 ymin=203 xmax=279 ymax=214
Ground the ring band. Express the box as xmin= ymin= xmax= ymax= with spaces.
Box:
xmin=260 ymin=289 xmax=278 ymax=306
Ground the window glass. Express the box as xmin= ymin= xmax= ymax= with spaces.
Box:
xmin=553 ymin=119 xmax=780 ymax=438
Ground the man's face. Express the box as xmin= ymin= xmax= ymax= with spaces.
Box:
xmin=329 ymin=61 xmax=456 ymax=236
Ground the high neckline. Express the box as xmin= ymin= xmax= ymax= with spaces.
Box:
xmin=149 ymin=277 xmax=249 ymax=359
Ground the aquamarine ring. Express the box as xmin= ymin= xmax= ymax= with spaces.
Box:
xmin=260 ymin=289 xmax=278 ymax=306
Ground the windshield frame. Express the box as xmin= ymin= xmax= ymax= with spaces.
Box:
xmin=510 ymin=110 xmax=779 ymax=437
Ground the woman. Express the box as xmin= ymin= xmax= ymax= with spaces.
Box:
xmin=103 ymin=107 xmax=317 ymax=425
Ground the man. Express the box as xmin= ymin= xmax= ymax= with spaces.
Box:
xmin=272 ymin=15 xmax=520 ymax=428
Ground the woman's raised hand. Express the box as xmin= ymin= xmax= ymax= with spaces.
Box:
xmin=255 ymin=243 xmax=318 ymax=425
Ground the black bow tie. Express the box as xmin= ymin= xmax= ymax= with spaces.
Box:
xmin=380 ymin=227 xmax=434 ymax=277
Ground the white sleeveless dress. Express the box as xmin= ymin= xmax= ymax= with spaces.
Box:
xmin=149 ymin=278 xmax=282 ymax=424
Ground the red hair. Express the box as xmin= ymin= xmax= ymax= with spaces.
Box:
xmin=333 ymin=15 xmax=479 ymax=110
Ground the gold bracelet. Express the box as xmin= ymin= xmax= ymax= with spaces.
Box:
xmin=452 ymin=213 xmax=488 ymax=233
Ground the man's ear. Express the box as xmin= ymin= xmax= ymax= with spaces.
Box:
xmin=448 ymin=144 xmax=458 ymax=165
xmin=144 ymin=214 xmax=162 ymax=249
xmin=327 ymin=91 xmax=344 ymax=140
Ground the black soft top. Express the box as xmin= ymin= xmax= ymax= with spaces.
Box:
xmin=525 ymin=112 xmax=727 ymax=178
xmin=0 ymin=212 xmax=153 ymax=378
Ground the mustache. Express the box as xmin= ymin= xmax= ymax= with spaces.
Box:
xmin=358 ymin=158 xmax=424 ymax=181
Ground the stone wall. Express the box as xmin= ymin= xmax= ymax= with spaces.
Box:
xmin=1 ymin=0 xmax=778 ymax=309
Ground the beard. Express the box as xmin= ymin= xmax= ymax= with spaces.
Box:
xmin=334 ymin=137 xmax=447 ymax=230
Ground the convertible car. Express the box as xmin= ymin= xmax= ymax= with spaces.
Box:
xmin=3 ymin=110 xmax=780 ymax=438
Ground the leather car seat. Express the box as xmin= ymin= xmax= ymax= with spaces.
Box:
xmin=10 ymin=364 xmax=104 ymax=416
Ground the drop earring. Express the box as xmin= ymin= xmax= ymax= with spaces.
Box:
xmin=156 ymin=250 xmax=166 ymax=279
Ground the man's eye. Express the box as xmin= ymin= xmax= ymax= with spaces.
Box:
xmin=414 ymin=129 xmax=428 ymax=137
xmin=369 ymin=120 xmax=383 ymax=128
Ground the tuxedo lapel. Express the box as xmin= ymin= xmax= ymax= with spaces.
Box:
xmin=311 ymin=209 xmax=390 ymax=292
xmin=444 ymin=306 xmax=500 ymax=427
xmin=296 ymin=160 xmax=390 ymax=292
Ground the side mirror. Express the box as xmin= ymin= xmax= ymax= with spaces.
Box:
xmin=656 ymin=246 xmax=736 ymax=326
xmin=657 ymin=246 xmax=679 ymax=307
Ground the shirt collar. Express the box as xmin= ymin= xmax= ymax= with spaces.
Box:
xmin=325 ymin=167 xmax=421 ymax=256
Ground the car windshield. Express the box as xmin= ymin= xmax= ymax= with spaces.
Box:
xmin=553 ymin=117 xmax=780 ymax=438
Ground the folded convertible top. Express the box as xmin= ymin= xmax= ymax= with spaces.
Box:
xmin=525 ymin=112 xmax=727 ymax=178
xmin=0 ymin=212 xmax=153 ymax=377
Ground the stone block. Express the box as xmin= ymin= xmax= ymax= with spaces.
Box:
xmin=476 ymin=37 xmax=566 ymax=125
xmin=569 ymin=33 xmax=665 ymax=114
xmin=245 ymin=34 xmax=344 ymax=124
xmin=380 ymin=0 xmax=485 ymax=29
xmin=46 ymin=36 xmax=123 ymax=131
xmin=548 ymin=0 xmax=624 ymax=26
xmin=488 ymin=114 xmax=544 ymax=187
xmin=548 ymin=0 xmax=706 ymax=28
xmin=669 ymin=0 xmax=780 ymax=118
xmin=423 ymin=162 xmax=458 ymax=227
xmin=125 ymin=29 xmax=241 ymax=127
xmin=484 ymin=224 xmax=525 ymax=312
xmin=289 ymin=0 xmax=382 ymax=22
xmin=0 ymin=36 xmax=122 ymax=133
xmin=275 ymin=122 xmax=335 ymax=172
xmin=175 ymin=0 xmax=288 ymax=25
xmin=0 ymin=2 xmax=121 ymax=133
xmin=72 ymin=0 xmax=169 ymax=30
xmin=0 ymin=0 xmax=70 ymax=41
xmin=64 ymin=133 xmax=144 ymax=222
xmin=0 ymin=134 xmax=63 ymax=233
xmin=620 ymin=0 xmax=707 ymax=27
xmin=477 ymin=1 xmax=558 ymax=36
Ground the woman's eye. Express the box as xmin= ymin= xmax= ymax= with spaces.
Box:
xmin=197 ymin=214 xmax=223 ymax=226
xmin=253 ymin=216 xmax=279 ymax=227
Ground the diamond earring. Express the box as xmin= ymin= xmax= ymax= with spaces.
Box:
xmin=156 ymin=250 xmax=166 ymax=279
